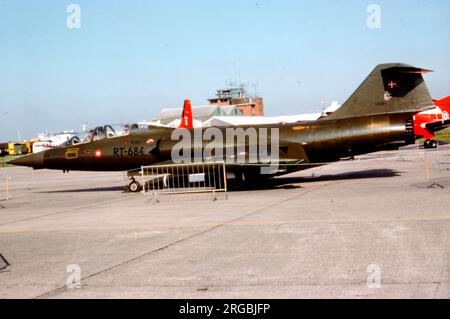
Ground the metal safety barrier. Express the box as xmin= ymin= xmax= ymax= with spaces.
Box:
xmin=0 ymin=174 xmax=11 ymax=201
xmin=424 ymin=144 xmax=450 ymax=188
xmin=139 ymin=161 xmax=227 ymax=202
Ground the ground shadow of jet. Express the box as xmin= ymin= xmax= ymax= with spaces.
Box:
xmin=236 ymin=168 xmax=402 ymax=191
xmin=39 ymin=168 xmax=400 ymax=193
xmin=41 ymin=185 xmax=125 ymax=193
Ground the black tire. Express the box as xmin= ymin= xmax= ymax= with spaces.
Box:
xmin=430 ymin=140 xmax=438 ymax=149
xmin=128 ymin=181 xmax=141 ymax=193
xmin=424 ymin=140 xmax=431 ymax=149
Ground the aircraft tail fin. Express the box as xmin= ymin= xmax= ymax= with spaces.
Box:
xmin=178 ymin=99 xmax=193 ymax=129
xmin=324 ymin=63 xmax=434 ymax=120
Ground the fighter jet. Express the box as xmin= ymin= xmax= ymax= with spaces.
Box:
xmin=9 ymin=63 xmax=435 ymax=191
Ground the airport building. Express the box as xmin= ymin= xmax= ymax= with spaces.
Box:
xmin=154 ymin=87 xmax=264 ymax=125
xmin=207 ymin=87 xmax=264 ymax=116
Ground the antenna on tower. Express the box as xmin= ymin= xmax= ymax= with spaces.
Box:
xmin=238 ymin=68 xmax=241 ymax=86
xmin=251 ymin=80 xmax=259 ymax=97
xmin=320 ymin=99 xmax=326 ymax=111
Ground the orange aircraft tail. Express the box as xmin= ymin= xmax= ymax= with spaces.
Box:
xmin=178 ymin=99 xmax=193 ymax=129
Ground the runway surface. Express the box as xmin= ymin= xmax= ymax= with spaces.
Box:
xmin=0 ymin=147 xmax=449 ymax=298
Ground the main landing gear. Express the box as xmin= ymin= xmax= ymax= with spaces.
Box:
xmin=128 ymin=178 xmax=142 ymax=193
xmin=424 ymin=139 xmax=438 ymax=149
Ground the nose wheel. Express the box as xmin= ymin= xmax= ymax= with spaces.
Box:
xmin=128 ymin=178 xmax=142 ymax=193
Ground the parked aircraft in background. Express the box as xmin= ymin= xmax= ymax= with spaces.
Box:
xmin=32 ymin=131 xmax=78 ymax=153
xmin=413 ymin=96 xmax=450 ymax=148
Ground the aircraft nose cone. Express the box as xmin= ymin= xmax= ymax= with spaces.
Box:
xmin=7 ymin=152 xmax=45 ymax=168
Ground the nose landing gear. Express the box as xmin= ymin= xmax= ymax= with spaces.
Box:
xmin=128 ymin=178 xmax=142 ymax=193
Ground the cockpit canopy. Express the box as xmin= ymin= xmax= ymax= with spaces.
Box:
xmin=60 ymin=123 xmax=140 ymax=147
xmin=84 ymin=123 xmax=140 ymax=142
xmin=86 ymin=124 xmax=139 ymax=142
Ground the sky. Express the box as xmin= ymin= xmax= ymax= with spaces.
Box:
xmin=0 ymin=0 xmax=449 ymax=141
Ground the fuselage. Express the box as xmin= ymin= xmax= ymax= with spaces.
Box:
xmin=10 ymin=113 xmax=414 ymax=176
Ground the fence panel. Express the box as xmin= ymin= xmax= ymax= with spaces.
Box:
xmin=424 ymin=144 xmax=450 ymax=188
xmin=0 ymin=173 xmax=11 ymax=201
xmin=139 ymin=161 xmax=227 ymax=202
